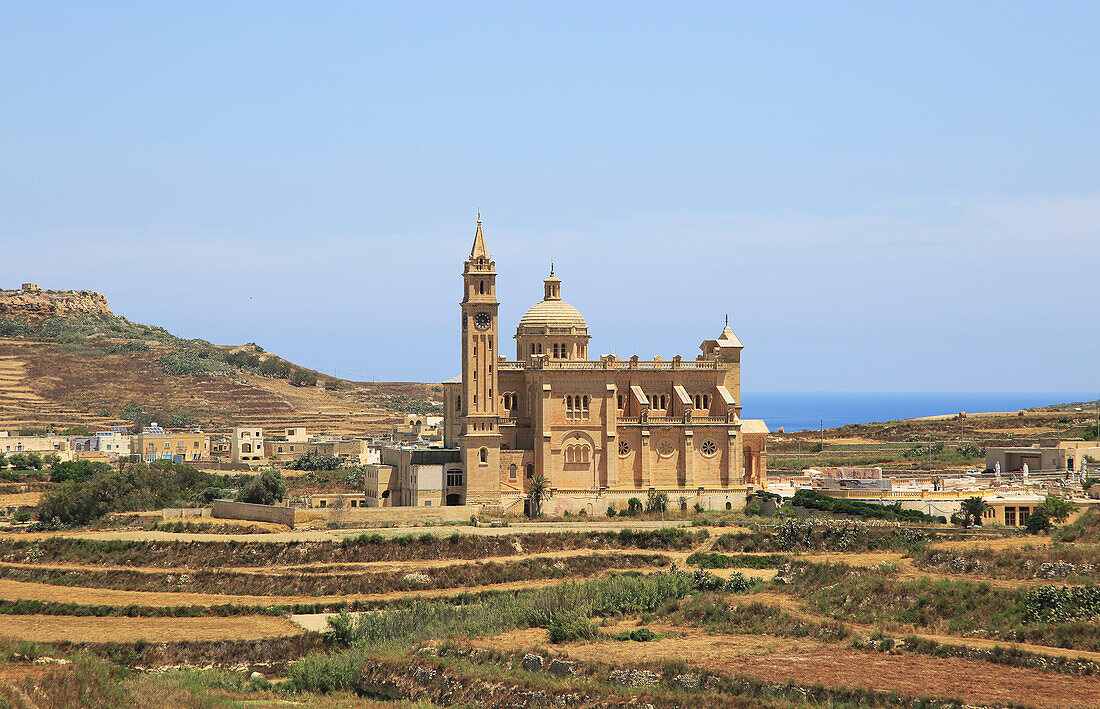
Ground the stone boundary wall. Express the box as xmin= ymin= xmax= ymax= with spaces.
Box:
xmin=549 ymin=490 xmax=749 ymax=516
xmin=162 ymin=507 xmax=211 ymax=519
xmin=212 ymin=499 xmax=296 ymax=526
xmin=212 ymin=499 xmax=481 ymax=528
xmin=296 ymin=505 xmax=481 ymax=528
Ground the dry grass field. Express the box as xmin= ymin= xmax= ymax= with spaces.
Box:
xmin=0 ymin=338 xmax=436 ymax=434
xmin=2 ymin=516 xmax=1100 ymax=708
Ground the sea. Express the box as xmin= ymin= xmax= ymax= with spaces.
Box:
xmin=741 ymin=392 xmax=1099 ymax=433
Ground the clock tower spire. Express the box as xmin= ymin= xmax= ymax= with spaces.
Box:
xmin=460 ymin=213 xmax=501 ymax=504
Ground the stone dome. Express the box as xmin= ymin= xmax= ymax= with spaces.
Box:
xmin=518 ymin=299 xmax=588 ymax=330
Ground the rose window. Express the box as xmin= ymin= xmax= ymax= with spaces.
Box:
xmin=618 ymin=439 xmax=630 ymax=456
xmin=656 ymin=439 xmax=675 ymax=457
xmin=701 ymin=439 xmax=718 ymax=456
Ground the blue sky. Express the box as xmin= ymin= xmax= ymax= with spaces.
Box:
xmin=2 ymin=2 xmax=1098 ymax=392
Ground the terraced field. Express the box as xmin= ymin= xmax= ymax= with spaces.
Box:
xmin=2 ymin=516 xmax=1100 ymax=707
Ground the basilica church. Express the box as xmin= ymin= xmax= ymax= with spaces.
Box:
xmin=442 ymin=217 xmax=768 ymax=514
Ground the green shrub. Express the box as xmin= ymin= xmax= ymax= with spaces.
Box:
xmin=791 ymin=489 xmax=939 ymax=523
xmin=645 ymin=490 xmax=668 ymax=514
xmin=548 ymin=612 xmax=599 ymax=643
xmin=236 ymin=470 xmax=287 ymax=505
xmin=626 ymin=498 xmax=643 ymax=515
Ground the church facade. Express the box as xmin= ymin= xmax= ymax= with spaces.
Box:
xmin=442 ymin=218 xmax=768 ymax=515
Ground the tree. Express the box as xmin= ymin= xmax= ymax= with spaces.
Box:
xmin=236 ymin=470 xmax=287 ymax=506
xmin=1025 ymin=511 xmax=1053 ymax=534
xmin=1033 ymin=495 xmax=1075 ymax=524
xmin=645 ymin=490 xmax=668 ymax=514
xmin=626 ymin=497 xmax=643 ymax=516
xmin=528 ymin=474 xmax=551 ymax=518
xmin=0 ymin=453 xmax=7 ymax=469
xmin=960 ymin=496 xmax=990 ymax=526
xmin=50 ymin=459 xmax=111 ymax=483
xmin=43 ymin=453 xmax=61 ymax=468
xmin=9 ymin=452 xmax=43 ymax=470
xmin=290 ymin=369 xmax=318 ymax=387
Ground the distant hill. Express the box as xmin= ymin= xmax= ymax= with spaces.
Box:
xmin=0 ymin=286 xmax=440 ymax=434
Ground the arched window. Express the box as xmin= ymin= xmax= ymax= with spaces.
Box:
xmin=479 ymin=280 xmax=485 ymax=295
xmin=660 ymin=395 xmax=667 ymax=410
xmin=509 ymin=464 xmax=517 ymax=479
xmin=537 ymin=343 xmax=542 ymax=354
xmin=525 ymin=464 xmax=533 ymax=479
xmin=580 ymin=445 xmax=589 ymax=463
xmin=703 ymin=394 xmax=709 ymax=409
xmin=553 ymin=343 xmax=559 ymax=358
xmin=531 ymin=344 xmax=536 ymax=355
xmin=617 ymin=394 xmax=623 ymax=410
xmin=582 ymin=395 xmax=590 ymax=419
xmin=479 ymin=448 xmax=488 ymax=463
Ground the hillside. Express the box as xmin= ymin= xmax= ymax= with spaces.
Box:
xmin=0 ymin=287 xmax=440 ymax=434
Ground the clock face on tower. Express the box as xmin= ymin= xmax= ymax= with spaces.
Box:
xmin=474 ymin=312 xmax=492 ymax=330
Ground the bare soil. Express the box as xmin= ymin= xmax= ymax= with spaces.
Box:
xmin=0 ymin=614 xmax=304 ymax=643
xmin=479 ymin=625 xmax=1100 ymax=709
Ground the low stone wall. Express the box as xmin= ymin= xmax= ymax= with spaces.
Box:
xmin=549 ymin=489 xmax=749 ymax=516
xmin=295 ymin=505 xmax=481 ymax=528
xmin=211 ymin=499 xmax=480 ymax=528
xmin=211 ymin=500 xmax=296 ymax=526
xmin=162 ymin=507 xmax=211 ymax=519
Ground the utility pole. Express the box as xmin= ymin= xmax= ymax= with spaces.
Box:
xmin=820 ymin=419 xmax=824 ymax=451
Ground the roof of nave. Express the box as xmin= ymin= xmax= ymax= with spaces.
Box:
xmin=740 ymin=419 xmax=769 ymax=434
xmin=517 ymin=299 xmax=588 ymax=330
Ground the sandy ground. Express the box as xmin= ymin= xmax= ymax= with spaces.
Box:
xmin=476 ymin=624 xmax=1100 ymax=709
xmin=0 ymin=493 xmax=41 ymax=508
xmin=0 ymin=614 xmax=304 ymax=643
xmin=0 ymin=575 xmax=595 ymax=608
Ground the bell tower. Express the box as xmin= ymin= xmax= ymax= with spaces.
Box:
xmin=459 ymin=213 xmax=501 ymax=505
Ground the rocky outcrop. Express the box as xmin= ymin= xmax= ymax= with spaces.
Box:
xmin=0 ymin=288 xmax=112 ymax=322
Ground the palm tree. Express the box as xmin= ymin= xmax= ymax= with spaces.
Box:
xmin=960 ymin=496 xmax=989 ymax=526
xmin=528 ymin=474 xmax=551 ymax=518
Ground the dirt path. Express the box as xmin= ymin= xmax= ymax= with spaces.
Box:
xmin=0 ymin=575 xmax=602 ymax=608
xmin=0 ymin=614 xmax=304 ymax=643
xmin=477 ymin=624 xmax=1100 ymax=709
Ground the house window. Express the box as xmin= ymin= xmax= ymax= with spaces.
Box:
xmin=509 ymin=464 xmax=517 ymax=479
xmin=1019 ymin=508 xmax=1031 ymax=525
xmin=1005 ymin=507 xmax=1016 ymax=526
xmin=479 ymin=448 xmax=488 ymax=464
xmin=447 ymin=470 xmax=464 ymax=487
